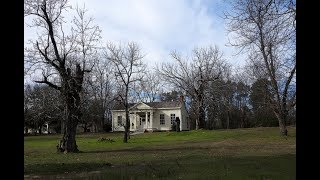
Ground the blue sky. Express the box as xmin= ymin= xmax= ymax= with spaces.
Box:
xmin=24 ymin=0 xmax=246 ymax=74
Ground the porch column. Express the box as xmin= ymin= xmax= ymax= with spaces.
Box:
xmin=129 ymin=113 xmax=132 ymax=131
xmin=111 ymin=115 xmax=113 ymax=132
xmin=150 ymin=111 xmax=153 ymax=129
xmin=134 ymin=112 xmax=137 ymax=130
xmin=145 ymin=111 xmax=148 ymax=129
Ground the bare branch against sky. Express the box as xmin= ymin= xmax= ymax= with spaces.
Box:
xmin=25 ymin=0 xmax=246 ymax=81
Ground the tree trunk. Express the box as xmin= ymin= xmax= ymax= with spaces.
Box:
xmin=240 ymin=108 xmax=245 ymax=128
xmin=38 ymin=126 xmax=42 ymax=135
xmin=83 ymin=123 xmax=88 ymax=133
xmin=275 ymin=111 xmax=288 ymax=136
xmin=57 ymin=95 xmax=80 ymax=153
xmin=279 ymin=120 xmax=288 ymax=136
xmin=195 ymin=117 xmax=199 ymax=130
xmin=123 ymin=127 xmax=128 ymax=143
xmin=61 ymin=119 xmax=64 ymax=134
xmin=123 ymin=106 xmax=130 ymax=143
xmin=128 ymin=131 xmax=130 ymax=139
xmin=100 ymin=104 xmax=105 ymax=132
xmin=100 ymin=116 xmax=105 ymax=132
xmin=198 ymin=106 xmax=205 ymax=129
xmin=197 ymin=94 xmax=205 ymax=129
xmin=226 ymin=109 xmax=230 ymax=129
xmin=123 ymin=86 xmax=131 ymax=143
xmin=57 ymin=80 xmax=81 ymax=153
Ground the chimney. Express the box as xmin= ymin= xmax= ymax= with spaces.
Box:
xmin=179 ymin=95 xmax=184 ymax=104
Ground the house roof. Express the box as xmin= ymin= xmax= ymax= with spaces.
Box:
xmin=112 ymin=101 xmax=182 ymax=110
xmin=112 ymin=103 xmax=135 ymax=110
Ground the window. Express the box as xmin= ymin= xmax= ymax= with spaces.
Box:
xmin=117 ymin=116 xmax=122 ymax=126
xmin=160 ymin=114 xmax=165 ymax=125
xmin=170 ymin=114 xmax=176 ymax=125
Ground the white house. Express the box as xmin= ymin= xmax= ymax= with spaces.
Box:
xmin=111 ymin=96 xmax=190 ymax=132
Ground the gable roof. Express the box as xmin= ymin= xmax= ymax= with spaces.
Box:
xmin=112 ymin=101 xmax=182 ymax=110
xmin=145 ymin=101 xmax=181 ymax=108
xmin=112 ymin=103 xmax=135 ymax=110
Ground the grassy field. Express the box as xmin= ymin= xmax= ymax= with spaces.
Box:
xmin=24 ymin=127 xmax=296 ymax=179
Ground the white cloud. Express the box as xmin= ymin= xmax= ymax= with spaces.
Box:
xmin=25 ymin=0 xmax=246 ymax=70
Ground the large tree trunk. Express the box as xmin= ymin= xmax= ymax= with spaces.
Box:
xmin=57 ymin=65 xmax=84 ymax=153
xmin=57 ymin=92 xmax=80 ymax=153
xmin=123 ymin=86 xmax=131 ymax=143
xmin=197 ymin=93 xmax=205 ymax=129
xmin=198 ymin=106 xmax=205 ymax=129
xmin=275 ymin=110 xmax=288 ymax=136
xmin=195 ymin=118 xmax=199 ymax=130
xmin=279 ymin=120 xmax=288 ymax=136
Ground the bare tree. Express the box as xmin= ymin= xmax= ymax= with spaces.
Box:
xmin=139 ymin=71 xmax=163 ymax=102
xmin=206 ymin=76 xmax=235 ymax=129
xmin=225 ymin=0 xmax=296 ymax=136
xmin=130 ymin=81 xmax=145 ymax=103
xmin=105 ymin=42 xmax=146 ymax=143
xmin=157 ymin=46 xmax=225 ymax=129
xmin=82 ymin=54 xmax=116 ymax=132
xmin=24 ymin=0 xmax=101 ymax=152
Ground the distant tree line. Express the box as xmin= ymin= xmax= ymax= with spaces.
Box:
xmin=24 ymin=75 xmax=296 ymax=135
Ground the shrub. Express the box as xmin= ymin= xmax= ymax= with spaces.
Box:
xmin=97 ymin=137 xmax=115 ymax=143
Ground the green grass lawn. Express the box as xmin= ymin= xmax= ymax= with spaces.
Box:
xmin=24 ymin=127 xmax=296 ymax=179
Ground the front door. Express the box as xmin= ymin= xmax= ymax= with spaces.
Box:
xmin=142 ymin=117 xmax=147 ymax=129
xmin=138 ymin=117 xmax=146 ymax=130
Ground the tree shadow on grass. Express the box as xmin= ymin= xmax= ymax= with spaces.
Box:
xmin=81 ymin=146 xmax=211 ymax=154
xmin=25 ymin=154 xmax=296 ymax=180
